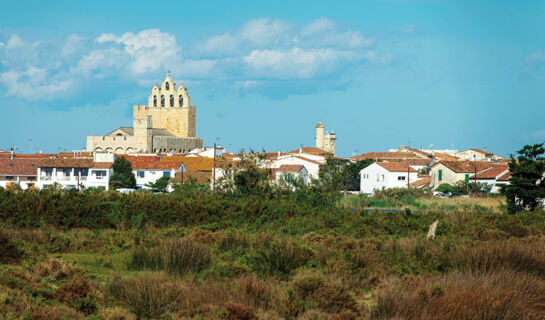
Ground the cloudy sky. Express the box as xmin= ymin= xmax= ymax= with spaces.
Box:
xmin=1 ymin=0 xmax=544 ymax=156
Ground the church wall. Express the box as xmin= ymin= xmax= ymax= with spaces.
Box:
xmin=152 ymin=136 xmax=202 ymax=153
xmin=87 ymin=136 xmax=135 ymax=154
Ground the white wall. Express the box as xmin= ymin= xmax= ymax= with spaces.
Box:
xmin=271 ymin=156 xmax=321 ymax=179
xmin=37 ymin=167 xmax=111 ymax=190
xmin=360 ymin=163 xmax=419 ymax=194
xmin=134 ymin=168 xmax=178 ymax=189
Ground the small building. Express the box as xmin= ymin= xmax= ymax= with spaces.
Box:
xmin=0 ymin=158 xmax=38 ymax=189
xmin=457 ymin=149 xmax=503 ymax=162
xmin=469 ymin=165 xmax=510 ymax=193
xmin=132 ymin=161 xmax=185 ymax=190
xmin=36 ymin=158 xmax=113 ymax=190
xmin=274 ymin=164 xmax=309 ymax=185
xmin=360 ymin=162 xmax=419 ymax=195
xmin=429 ymin=161 xmax=498 ymax=190
xmin=271 ymin=154 xmax=323 ymax=180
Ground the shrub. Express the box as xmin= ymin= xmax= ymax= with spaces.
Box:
xmin=128 ymin=238 xmax=212 ymax=276
xmin=0 ymin=227 xmax=21 ymax=264
xmin=436 ymin=183 xmax=455 ymax=193
xmin=106 ymin=275 xmax=180 ymax=319
xmin=249 ymin=235 xmax=313 ymax=277
xmin=291 ymin=271 xmax=358 ymax=314
xmin=370 ymin=270 xmax=545 ymax=320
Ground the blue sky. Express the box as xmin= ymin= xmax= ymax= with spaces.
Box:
xmin=1 ymin=0 xmax=544 ymax=157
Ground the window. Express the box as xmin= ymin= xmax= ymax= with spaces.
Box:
xmin=139 ymin=171 xmax=145 ymax=178
xmin=94 ymin=170 xmax=107 ymax=179
xmin=438 ymin=170 xmax=443 ymax=181
xmin=170 ymin=94 xmax=174 ymax=107
xmin=6 ymin=176 xmax=14 ymax=181
xmin=179 ymin=95 xmax=183 ymax=107
xmin=80 ymin=169 xmax=88 ymax=177
xmin=161 ymin=95 xmax=165 ymax=107
xmin=153 ymin=95 xmax=157 ymax=107
xmin=165 ymin=82 xmax=170 ymax=90
xmin=398 ymin=176 xmax=406 ymax=181
xmin=163 ymin=171 xmax=171 ymax=177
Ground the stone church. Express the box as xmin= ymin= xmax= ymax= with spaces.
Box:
xmin=87 ymin=73 xmax=203 ymax=154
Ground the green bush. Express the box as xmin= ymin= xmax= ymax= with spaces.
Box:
xmin=436 ymin=183 xmax=455 ymax=193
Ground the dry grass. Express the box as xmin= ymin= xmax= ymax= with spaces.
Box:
xmin=371 ymin=270 xmax=545 ymax=320
xmin=419 ymin=196 xmax=503 ymax=210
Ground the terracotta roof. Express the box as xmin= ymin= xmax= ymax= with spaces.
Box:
xmin=497 ymin=172 xmax=512 ymax=181
xmin=0 ymin=153 xmax=56 ymax=159
xmin=469 ymin=165 xmax=509 ymax=179
xmin=0 ymin=158 xmax=39 ymax=176
xmin=38 ymin=158 xmax=94 ymax=168
xmin=161 ymin=156 xmax=214 ymax=172
xmin=276 ymin=164 xmax=304 ymax=173
xmin=434 ymin=161 xmax=497 ymax=173
xmin=92 ymin=162 xmax=114 ymax=169
xmin=409 ymin=176 xmax=431 ymax=187
xmin=288 ymin=147 xmax=332 ymax=156
xmin=376 ymin=162 xmax=417 ymax=172
xmin=117 ymin=155 xmax=161 ymax=169
xmin=171 ymin=171 xmax=211 ymax=184
xmin=409 ymin=149 xmax=432 ymax=158
xmin=57 ymin=152 xmax=94 ymax=158
xmin=433 ymin=152 xmax=459 ymax=161
xmin=352 ymin=152 xmax=421 ymax=161
xmin=386 ymin=159 xmax=431 ymax=166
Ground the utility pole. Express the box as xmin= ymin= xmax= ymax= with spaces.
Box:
xmin=407 ymin=164 xmax=410 ymax=188
xmin=213 ymin=143 xmax=216 ymax=192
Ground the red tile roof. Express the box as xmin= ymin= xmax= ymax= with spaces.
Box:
xmin=117 ymin=155 xmax=161 ymax=169
xmin=171 ymin=171 xmax=212 ymax=184
xmin=409 ymin=176 xmax=431 ymax=187
xmin=465 ymin=149 xmax=494 ymax=156
xmin=497 ymin=172 xmax=512 ymax=181
xmin=386 ymin=159 xmax=431 ymax=166
xmin=376 ymin=162 xmax=417 ymax=172
xmin=92 ymin=162 xmax=114 ymax=169
xmin=0 ymin=158 xmax=39 ymax=176
xmin=293 ymin=156 xmax=324 ymax=166
xmin=161 ymin=156 xmax=214 ymax=172
xmin=434 ymin=161 xmax=497 ymax=173
xmin=469 ymin=165 xmax=508 ymax=179
xmin=38 ymin=158 xmax=94 ymax=168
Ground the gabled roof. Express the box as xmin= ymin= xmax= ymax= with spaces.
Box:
xmin=433 ymin=161 xmax=497 ymax=173
xmin=463 ymin=148 xmax=494 ymax=156
xmin=276 ymin=164 xmax=304 ymax=173
xmin=0 ymin=158 xmax=39 ymax=176
xmin=38 ymin=158 xmax=94 ymax=168
xmin=497 ymin=172 xmax=512 ymax=181
xmin=376 ymin=162 xmax=417 ymax=172
xmin=386 ymin=159 xmax=432 ymax=166
xmin=409 ymin=176 xmax=431 ymax=187
xmin=106 ymin=127 xmax=134 ymax=136
xmin=117 ymin=155 xmax=161 ymax=169
xmin=292 ymin=156 xmax=324 ymax=166
xmin=469 ymin=165 xmax=509 ymax=180
xmin=432 ymin=152 xmax=459 ymax=161
xmin=170 ymin=171 xmax=211 ymax=184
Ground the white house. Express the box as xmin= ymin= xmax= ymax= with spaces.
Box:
xmin=469 ymin=165 xmax=510 ymax=193
xmin=132 ymin=160 xmax=185 ymax=189
xmin=274 ymin=164 xmax=309 ymax=185
xmin=270 ymin=154 xmax=324 ymax=180
xmin=457 ymin=149 xmax=503 ymax=162
xmin=429 ymin=161 xmax=499 ymax=190
xmin=0 ymin=157 xmax=38 ymax=190
xmin=36 ymin=158 xmax=113 ymax=190
xmin=360 ymin=162 xmax=419 ymax=195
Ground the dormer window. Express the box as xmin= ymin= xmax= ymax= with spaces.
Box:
xmin=170 ymin=95 xmax=174 ymax=107
xmin=165 ymin=82 xmax=170 ymax=90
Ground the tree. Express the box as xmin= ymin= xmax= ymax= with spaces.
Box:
xmin=145 ymin=175 xmax=170 ymax=192
xmin=312 ymin=158 xmax=347 ymax=195
xmin=109 ymin=157 xmax=136 ymax=189
xmin=501 ymin=143 xmax=545 ymax=213
xmin=345 ymin=159 xmax=374 ymax=191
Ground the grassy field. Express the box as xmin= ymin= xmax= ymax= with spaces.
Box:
xmin=1 ymin=188 xmax=545 ymax=319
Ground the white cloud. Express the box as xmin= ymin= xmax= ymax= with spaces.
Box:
xmin=0 ymin=18 xmax=389 ymax=101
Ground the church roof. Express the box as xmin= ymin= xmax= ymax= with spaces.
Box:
xmin=106 ymin=127 xmax=134 ymax=136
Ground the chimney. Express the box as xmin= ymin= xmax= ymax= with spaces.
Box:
xmin=483 ymin=147 xmax=487 ymax=152
xmin=277 ymin=150 xmax=281 ymax=157
xmin=10 ymin=147 xmax=14 ymax=160
xmin=299 ymin=148 xmax=303 ymax=154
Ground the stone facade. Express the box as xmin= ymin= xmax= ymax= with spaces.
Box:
xmin=87 ymin=73 xmax=203 ymax=154
xmin=315 ymin=122 xmax=336 ymax=155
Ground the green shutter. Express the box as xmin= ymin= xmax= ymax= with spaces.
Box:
xmin=465 ymin=174 xmax=469 ymax=182
xmin=438 ymin=170 xmax=442 ymax=181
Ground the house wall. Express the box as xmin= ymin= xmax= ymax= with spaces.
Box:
xmin=429 ymin=164 xmax=470 ymax=190
xmin=0 ymin=176 xmax=37 ymax=190
xmin=271 ymin=156 xmax=321 ymax=179
xmin=37 ymin=167 xmax=111 ymax=190
xmin=133 ymin=168 xmax=178 ymax=189
xmin=360 ymin=163 xmax=419 ymax=194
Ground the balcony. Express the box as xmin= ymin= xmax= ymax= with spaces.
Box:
xmin=40 ymin=176 xmax=52 ymax=181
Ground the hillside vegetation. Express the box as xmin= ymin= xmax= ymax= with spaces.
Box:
xmin=1 ymin=182 xmax=545 ymax=319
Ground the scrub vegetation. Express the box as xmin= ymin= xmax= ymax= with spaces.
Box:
xmin=1 ymin=153 xmax=545 ymax=319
